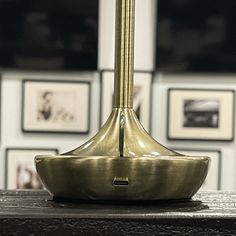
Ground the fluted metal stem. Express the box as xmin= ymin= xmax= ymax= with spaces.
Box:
xmin=113 ymin=0 xmax=135 ymax=108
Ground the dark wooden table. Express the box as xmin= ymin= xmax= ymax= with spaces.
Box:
xmin=1 ymin=190 xmax=236 ymax=235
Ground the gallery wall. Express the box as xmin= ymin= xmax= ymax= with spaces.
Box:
xmin=0 ymin=72 xmax=100 ymax=188
xmin=152 ymin=74 xmax=236 ymax=191
xmin=98 ymin=0 xmax=156 ymax=70
xmin=0 ymin=0 xmax=235 ymax=191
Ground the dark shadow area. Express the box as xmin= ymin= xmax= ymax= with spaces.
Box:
xmin=52 ymin=197 xmax=209 ymax=213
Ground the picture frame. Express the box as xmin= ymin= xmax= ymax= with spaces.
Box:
xmin=0 ymin=76 xmax=1 ymax=144
xmin=167 ymin=89 xmax=235 ymax=141
xmin=22 ymin=80 xmax=91 ymax=134
xmin=172 ymin=148 xmax=221 ymax=191
xmin=100 ymin=70 xmax=152 ymax=131
xmin=5 ymin=148 xmax=58 ymax=189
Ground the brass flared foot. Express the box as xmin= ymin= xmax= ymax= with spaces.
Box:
xmin=35 ymin=109 xmax=209 ymax=200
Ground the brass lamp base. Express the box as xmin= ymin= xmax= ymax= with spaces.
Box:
xmin=35 ymin=0 xmax=209 ymax=201
xmin=35 ymin=155 xmax=208 ymax=200
xmin=35 ymin=109 xmax=209 ymax=200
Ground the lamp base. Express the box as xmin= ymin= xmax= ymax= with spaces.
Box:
xmin=35 ymin=108 xmax=209 ymax=201
xmin=35 ymin=154 xmax=209 ymax=200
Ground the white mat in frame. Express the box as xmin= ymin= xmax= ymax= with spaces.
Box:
xmin=100 ymin=70 xmax=152 ymax=131
xmin=167 ymin=89 xmax=235 ymax=141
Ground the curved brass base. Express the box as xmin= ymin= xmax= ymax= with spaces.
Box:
xmin=35 ymin=154 xmax=208 ymax=200
xmin=35 ymin=109 xmax=209 ymax=200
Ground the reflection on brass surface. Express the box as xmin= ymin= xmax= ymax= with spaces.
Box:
xmin=65 ymin=109 xmax=178 ymax=157
xmin=35 ymin=0 xmax=209 ymax=200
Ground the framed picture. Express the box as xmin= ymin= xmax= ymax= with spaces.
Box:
xmin=0 ymin=76 xmax=1 ymax=144
xmin=5 ymin=148 xmax=58 ymax=189
xmin=167 ymin=89 xmax=235 ymax=141
xmin=22 ymin=80 xmax=91 ymax=134
xmin=100 ymin=70 xmax=152 ymax=131
xmin=173 ymin=149 xmax=221 ymax=191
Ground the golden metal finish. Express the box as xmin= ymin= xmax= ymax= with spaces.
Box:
xmin=114 ymin=0 xmax=135 ymax=108
xmin=35 ymin=0 xmax=209 ymax=201
xmin=35 ymin=154 xmax=208 ymax=200
xmin=64 ymin=108 xmax=177 ymax=157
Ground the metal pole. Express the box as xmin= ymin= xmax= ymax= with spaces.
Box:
xmin=113 ymin=0 xmax=135 ymax=108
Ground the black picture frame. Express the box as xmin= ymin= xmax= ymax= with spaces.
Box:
xmin=155 ymin=0 xmax=236 ymax=73
xmin=22 ymin=79 xmax=91 ymax=134
xmin=167 ymin=88 xmax=235 ymax=141
xmin=0 ymin=75 xmax=2 ymax=144
xmin=5 ymin=147 xmax=58 ymax=189
xmin=0 ymin=0 xmax=99 ymax=71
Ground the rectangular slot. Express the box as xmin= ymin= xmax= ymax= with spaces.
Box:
xmin=113 ymin=177 xmax=129 ymax=186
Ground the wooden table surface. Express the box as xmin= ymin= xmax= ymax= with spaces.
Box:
xmin=1 ymin=190 xmax=236 ymax=235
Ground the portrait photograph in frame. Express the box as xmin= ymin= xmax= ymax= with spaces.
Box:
xmin=22 ymin=80 xmax=91 ymax=134
xmin=172 ymin=149 xmax=221 ymax=191
xmin=100 ymin=70 xmax=152 ymax=131
xmin=5 ymin=148 xmax=58 ymax=189
xmin=167 ymin=89 xmax=235 ymax=141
